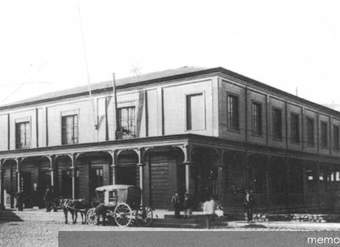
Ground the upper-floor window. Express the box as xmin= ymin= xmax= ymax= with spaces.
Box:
xmin=62 ymin=114 xmax=79 ymax=145
xmin=320 ymin=121 xmax=328 ymax=149
xmin=15 ymin=121 xmax=31 ymax=149
xmin=227 ymin=94 xmax=239 ymax=131
xmin=306 ymin=117 xmax=315 ymax=147
xmin=290 ymin=113 xmax=300 ymax=144
xmin=272 ymin=108 xmax=282 ymax=141
xmin=117 ymin=107 xmax=136 ymax=139
xmin=186 ymin=93 xmax=205 ymax=130
xmin=333 ymin=125 xmax=340 ymax=151
xmin=96 ymin=97 xmax=107 ymax=130
xmin=251 ymin=102 xmax=262 ymax=136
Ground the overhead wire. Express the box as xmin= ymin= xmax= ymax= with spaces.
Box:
xmin=0 ymin=81 xmax=27 ymax=103
xmin=77 ymin=2 xmax=97 ymax=133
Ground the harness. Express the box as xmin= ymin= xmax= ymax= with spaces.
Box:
xmin=61 ymin=199 xmax=87 ymax=212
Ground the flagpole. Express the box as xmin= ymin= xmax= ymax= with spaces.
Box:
xmin=112 ymin=73 xmax=119 ymax=139
xmin=77 ymin=3 xmax=97 ymax=131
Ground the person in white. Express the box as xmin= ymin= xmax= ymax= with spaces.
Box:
xmin=202 ymin=196 xmax=217 ymax=228
xmin=203 ymin=196 xmax=217 ymax=215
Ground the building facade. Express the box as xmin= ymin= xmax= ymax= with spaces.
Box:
xmin=1 ymin=66 xmax=340 ymax=213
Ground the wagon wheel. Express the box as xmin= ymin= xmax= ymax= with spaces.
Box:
xmin=138 ymin=206 xmax=153 ymax=226
xmin=86 ymin=208 xmax=97 ymax=225
xmin=114 ymin=203 xmax=133 ymax=227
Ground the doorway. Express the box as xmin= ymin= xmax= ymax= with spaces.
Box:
xmin=21 ymin=172 xmax=32 ymax=207
xmin=90 ymin=166 xmax=104 ymax=202
xmin=61 ymin=169 xmax=72 ymax=198
xmin=38 ymin=170 xmax=51 ymax=207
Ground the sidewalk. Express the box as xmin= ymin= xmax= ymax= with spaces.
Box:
xmin=2 ymin=208 xmax=340 ymax=230
xmin=225 ymin=221 xmax=340 ymax=231
xmin=153 ymin=210 xmax=340 ymax=229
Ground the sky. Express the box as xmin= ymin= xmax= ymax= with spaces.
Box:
xmin=0 ymin=0 xmax=339 ymax=108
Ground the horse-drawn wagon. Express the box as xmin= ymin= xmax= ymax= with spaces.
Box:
xmin=86 ymin=184 xmax=153 ymax=227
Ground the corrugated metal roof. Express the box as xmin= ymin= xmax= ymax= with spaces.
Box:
xmin=1 ymin=66 xmax=340 ymax=117
xmin=0 ymin=66 xmax=204 ymax=108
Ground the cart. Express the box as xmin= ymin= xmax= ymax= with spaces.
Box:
xmin=86 ymin=184 xmax=153 ymax=227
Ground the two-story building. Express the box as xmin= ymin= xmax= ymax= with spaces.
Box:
xmin=1 ymin=66 xmax=340 ymax=214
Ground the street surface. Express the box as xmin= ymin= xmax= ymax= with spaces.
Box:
xmin=2 ymin=219 xmax=340 ymax=247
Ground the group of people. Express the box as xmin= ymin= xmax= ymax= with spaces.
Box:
xmin=43 ymin=186 xmax=59 ymax=212
xmin=171 ymin=192 xmax=193 ymax=218
xmin=14 ymin=186 xmax=59 ymax=212
xmin=171 ymin=192 xmax=222 ymax=229
xmin=171 ymin=189 xmax=256 ymax=225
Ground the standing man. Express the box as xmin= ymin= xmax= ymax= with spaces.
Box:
xmin=171 ymin=192 xmax=181 ymax=218
xmin=15 ymin=191 xmax=24 ymax=211
xmin=183 ymin=192 xmax=193 ymax=219
xmin=95 ymin=202 xmax=107 ymax=226
xmin=50 ymin=186 xmax=58 ymax=212
xmin=244 ymin=189 xmax=255 ymax=223
xmin=44 ymin=187 xmax=53 ymax=212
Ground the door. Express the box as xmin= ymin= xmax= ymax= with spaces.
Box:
xmin=61 ymin=170 xmax=72 ymax=198
xmin=90 ymin=166 xmax=104 ymax=201
xmin=39 ymin=170 xmax=51 ymax=207
xmin=22 ymin=172 xmax=32 ymax=207
xmin=39 ymin=171 xmax=51 ymax=192
xmin=3 ymin=164 xmax=16 ymax=208
xmin=150 ymin=161 xmax=170 ymax=209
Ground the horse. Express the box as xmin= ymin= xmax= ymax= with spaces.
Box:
xmin=60 ymin=199 xmax=88 ymax=224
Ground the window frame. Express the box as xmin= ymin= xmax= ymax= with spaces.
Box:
xmin=117 ymin=106 xmax=136 ymax=139
xmin=290 ymin=112 xmax=300 ymax=144
xmin=226 ymin=93 xmax=240 ymax=132
xmin=333 ymin=124 xmax=340 ymax=151
xmin=96 ymin=97 xmax=107 ymax=129
xmin=272 ymin=107 xmax=283 ymax=141
xmin=15 ymin=121 xmax=31 ymax=149
xmin=251 ymin=101 xmax=263 ymax=137
xmin=320 ymin=121 xmax=328 ymax=149
xmin=186 ymin=92 xmax=206 ymax=131
xmin=61 ymin=114 xmax=79 ymax=145
xmin=306 ymin=116 xmax=315 ymax=147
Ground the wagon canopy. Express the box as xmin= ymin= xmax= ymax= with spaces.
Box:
xmin=95 ymin=184 xmax=141 ymax=208
xmin=95 ymin=184 xmax=135 ymax=192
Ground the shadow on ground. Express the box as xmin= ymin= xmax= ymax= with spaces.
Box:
xmin=0 ymin=210 xmax=23 ymax=224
